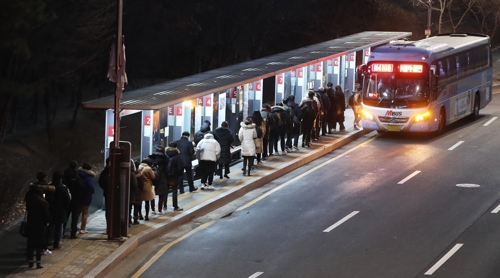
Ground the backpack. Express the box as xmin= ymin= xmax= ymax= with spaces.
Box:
xmin=151 ymin=164 xmax=161 ymax=186
xmin=165 ymin=155 xmax=176 ymax=176
xmin=136 ymin=174 xmax=145 ymax=191
xmin=348 ymin=94 xmax=354 ymax=107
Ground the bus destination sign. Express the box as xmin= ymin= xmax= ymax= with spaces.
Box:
xmin=371 ymin=63 xmax=393 ymax=73
xmin=399 ymin=64 xmax=423 ymax=73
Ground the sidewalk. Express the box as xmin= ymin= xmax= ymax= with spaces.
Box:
xmin=7 ymin=110 xmax=368 ymax=278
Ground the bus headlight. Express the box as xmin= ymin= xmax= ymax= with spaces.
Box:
xmin=361 ymin=110 xmax=374 ymax=121
xmin=414 ymin=111 xmax=431 ymax=122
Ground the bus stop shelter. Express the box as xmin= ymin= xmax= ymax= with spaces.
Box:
xmin=82 ymin=31 xmax=412 ymax=161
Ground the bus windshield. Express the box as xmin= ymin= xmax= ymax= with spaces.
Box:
xmin=363 ymin=73 xmax=429 ymax=108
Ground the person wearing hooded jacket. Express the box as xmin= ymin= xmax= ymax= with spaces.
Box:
xmin=137 ymin=158 xmax=156 ymax=220
xmin=77 ymin=163 xmax=95 ymax=234
xmin=194 ymin=120 xmax=216 ymax=146
xmin=148 ymin=146 xmax=169 ymax=214
xmin=214 ymin=121 xmax=234 ymax=179
xmin=252 ymin=110 xmax=266 ymax=164
xmin=49 ymin=171 xmax=70 ymax=250
xmin=164 ymin=143 xmax=184 ymax=211
xmin=285 ymin=95 xmax=302 ymax=150
xmin=196 ymin=133 xmax=221 ymax=190
xmin=63 ymin=160 xmax=83 ymax=239
xmin=239 ymin=118 xmax=257 ymax=176
xmin=271 ymin=105 xmax=290 ymax=155
xmin=25 ymin=185 xmax=50 ymax=269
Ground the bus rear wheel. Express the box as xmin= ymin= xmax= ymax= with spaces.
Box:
xmin=470 ymin=93 xmax=480 ymax=121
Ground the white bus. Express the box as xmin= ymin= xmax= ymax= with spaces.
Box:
xmin=358 ymin=33 xmax=492 ymax=133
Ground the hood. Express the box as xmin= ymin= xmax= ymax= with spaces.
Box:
xmin=240 ymin=121 xmax=255 ymax=129
xmin=203 ymin=133 xmax=215 ymax=140
xmin=215 ymin=127 xmax=231 ymax=137
xmin=271 ymin=106 xmax=284 ymax=112
xmin=200 ymin=122 xmax=211 ymax=133
xmin=166 ymin=148 xmax=179 ymax=157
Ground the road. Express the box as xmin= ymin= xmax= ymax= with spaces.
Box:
xmin=108 ymin=96 xmax=500 ymax=278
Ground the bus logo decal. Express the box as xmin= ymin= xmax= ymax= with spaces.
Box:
xmin=385 ymin=110 xmax=402 ymax=117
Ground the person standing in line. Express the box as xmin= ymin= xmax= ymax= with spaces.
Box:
xmin=149 ymin=146 xmax=168 ymax=215
xmin=252 ymin=110 xmax=266 ymax=164
xmin=196 ymin=133 xmax=221 ymax=190
xmin=175 ymin=131 xmax=197 ymax=193
xmin=334 ymin=85 xmax=346 ymax=131
xmin=285 ymin=96 xmax=302 ymax=151
xmin=271 ymin=104 xmax=291 ymax=155
xmin=194 ymin=120 xmax=216 ymax=146
xmin=78 ymin=163 xmax=95 ymax=234
xmin=350 ymin=83 xmax=362 ymax=129
xmin=239 ymin=117 xmax=257 ymax=176
xmin=31 ymin=172 xmax=55 ymax=255
xmin=24 ymin=185 xmax=50 ymax=269
xmin=137 ymin=158 xmax=156 ymax=221
xmin=63 ymin=160 xmax=83 ymax=239
xmin=299 ymin=90 xmax=319 ymax=147
xmin=98 ymin=158 xmax=110 ymax=223
xmin=49 ymin=171 xmax=70 ymax=250
xmin=165 ymin=142 xmax=184 ymax=211
xmin=260 ymin=104 xmax=275 ymax=159
xmin=129 ymin=160 xmax=141 ymax=225
xmin=319 ymin=87 xmax=331 ymax=136
xmin=313 ymin=89 xmax=324 ymax=140
xmin=214 ymin=121 xmax=234 ymax=179
xmin=326 ymin=83 xmax=337 ymax=133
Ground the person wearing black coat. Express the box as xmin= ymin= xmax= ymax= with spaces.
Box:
xmin=63 ymin=160 xmax=84 ymax=239
xmin=319 ymin=87 xmax=332 ymax=136
xmin=50 ymin=171 xmax=71 ymax=249
xmin=165 ymin=143 xmax=184 ymax=211
xmin=286 ymin=96 xmax=302 ymax=150
xmin=194 ymin=120 xmax=216 ymax=146
xmin=214 ymin=121 xmax=234 ymax=179
xmin=175 ymin=132 xmax=197 ymax=193
xmin=25 ymin=185 xmax=51 ymax=269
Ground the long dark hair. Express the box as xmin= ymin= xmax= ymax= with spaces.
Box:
xmin=252 ymin=110 xmax=263 ymax=126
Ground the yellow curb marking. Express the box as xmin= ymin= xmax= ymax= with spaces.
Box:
xmin=131 ymin=220 xmax=215 ymax=278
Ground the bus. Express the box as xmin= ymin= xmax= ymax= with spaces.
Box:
xmin=357 ymin=33 xmax=492 ymax=133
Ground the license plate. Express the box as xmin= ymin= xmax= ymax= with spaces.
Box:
xmin=387 ymin=124 xmax=401 ymax=132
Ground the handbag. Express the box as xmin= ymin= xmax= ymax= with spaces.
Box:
xmin=19 ymin=213 xmax=28 ymax=237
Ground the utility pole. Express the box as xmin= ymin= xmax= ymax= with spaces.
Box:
xmin=108 ymin=0 xmax=124 ymax=240
xmin=425 ymin=0 xmax=432 ymax=37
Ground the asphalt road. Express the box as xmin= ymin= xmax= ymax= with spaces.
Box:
xmin=109 ymin=96 xmax=500 ymax=278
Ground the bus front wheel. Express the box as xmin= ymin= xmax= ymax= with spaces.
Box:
xmin=436 ymin=109 xmax=446 ymax=135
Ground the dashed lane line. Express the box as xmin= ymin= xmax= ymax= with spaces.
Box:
xmin=323 ymin=211 xmax=360 ymax=233
xmin=448 ymin=141 xmax=464 ymax=151
xmin=397 ymin=171 xmax=421 ymax=184
xmin=483 ymin=117 xmax=498 ymax=126
xmin=424 ymin=243 xmax=463 ymax=275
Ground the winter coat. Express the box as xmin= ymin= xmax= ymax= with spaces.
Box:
xmin=287 ymin=100 xmax=302 ymax=125
xmin=320 ymin=91 xmax=331 ymax=110
xmin=98 ymin=166 xmax=109 ymax=198
xmin=63 ymin=168 xmax=83 ymax=207
xmin=78 ymin=168 xmax=95 ymax=206
xmin=25 ymin=187 xmax=51 ymax=248
xmin=148 ymin=151 xmax=169 ymax=196
xmin=137 ymin=163 xmax=155 ymax=201
xmin=214 ymin=127 xmax=234 ymax=165
xmin=238 ymin=121 xmax=257 ymax=157
xmin=271 ymin=105 xmax=291 ymax=134
xmin=165 ymin=147 xmax=184 ymax=188
xmin=196 ymin=133 xmax=221 ymax=162
xmin=129 ymin=169 xmax=142 ymax=205
xmin=175 ymin=137 xmax=195 ymax=168
xmin=50 ymin=180 xmax=71 ymax=224
xmin=255 ymin=121 xmax=266 ymax=154
xmin=260 ymin=109 xmax=274 ymax=138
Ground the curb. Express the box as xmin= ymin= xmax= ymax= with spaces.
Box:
xmin=84 ymin=129 xmax=370 ymax=278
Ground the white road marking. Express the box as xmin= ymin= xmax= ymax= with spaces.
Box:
xmin=249 ymin=272 xmax=264 ymax=278
xmin=491 ymin=204 xmax=500 ymax=213
xmin=483 ymin=117 xmax=498 ymax=126
xmin=323 ymin=211 xmax=359 ymax=233
xmin=397 ymin=171 xmax=421 ymax=184
xmin=424 ymin=243 xmax=463 ymax=275
xmin=448 ymin=141 xmax=464 ymax=151
xmin=456 ymin=184 xmax=480 ymax=188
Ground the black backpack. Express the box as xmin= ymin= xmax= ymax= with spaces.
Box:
xmin=165 ymin=155 xmax=176 ymax=176
xmin=151 ymin=164 xmax=161 ymax=186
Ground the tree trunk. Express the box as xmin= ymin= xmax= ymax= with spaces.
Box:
xmin=43 ymin=83 xmax=55 ymax=149
xmin=71 ymin=82 xmax=83 ymax=128
xmin=0 ymin=95 xmax=14 ymax=146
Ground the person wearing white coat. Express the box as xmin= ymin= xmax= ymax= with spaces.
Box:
xmin=238 ymin=118 xmax=257 ymax=176
xmin=196 ymin=133 xmax=221 ymax=190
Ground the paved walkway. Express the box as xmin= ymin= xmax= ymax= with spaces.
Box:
xmin=6 ymin=110 xmax=367 ymax=278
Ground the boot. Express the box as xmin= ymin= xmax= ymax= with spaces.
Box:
xmin=247 ymin=170 xmax=251 ymax=176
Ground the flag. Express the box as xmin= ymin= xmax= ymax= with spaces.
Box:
xmin=107 ymin=42 xmax=128 ymax=90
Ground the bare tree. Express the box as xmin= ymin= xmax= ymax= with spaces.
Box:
xmin=448 ymin=0 xmax=477 ymax=32
xmin=410 ymin=0 xmax=454 ymax=34
xmin=469 ymin=0 xmax=500 ymax=40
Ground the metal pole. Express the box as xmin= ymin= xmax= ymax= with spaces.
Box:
xmin=426 ymin=0 xmax=432 ymax=37
xmin=108 ymin=0 xmax=124 ymax=240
